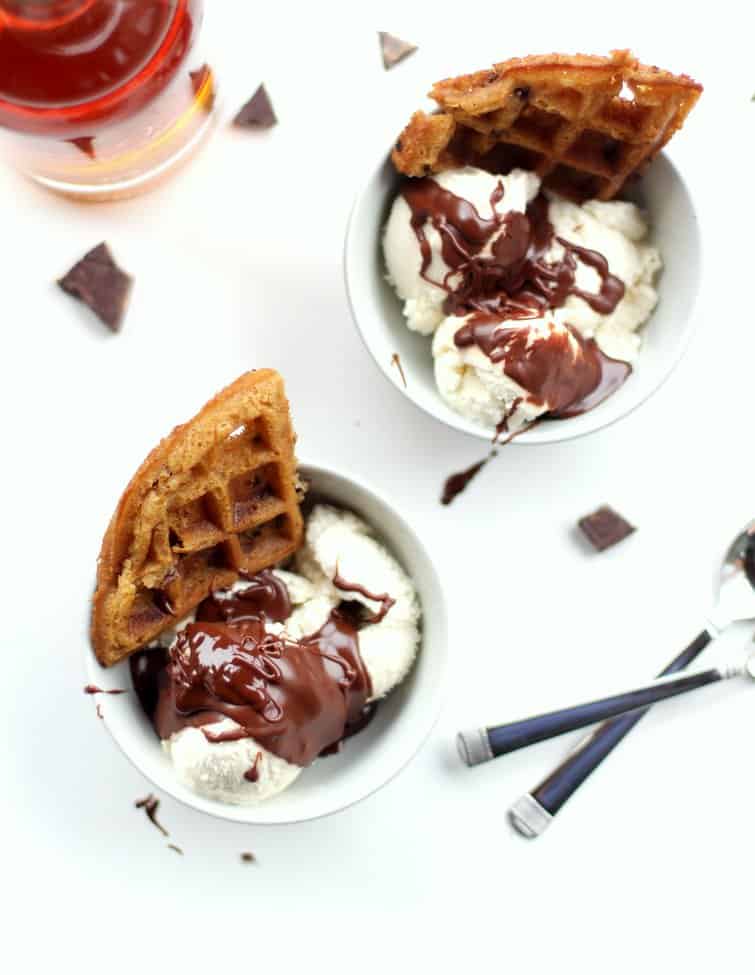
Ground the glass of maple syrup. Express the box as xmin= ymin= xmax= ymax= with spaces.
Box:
xmin=0 ymin=0 xmax=216 ymax=199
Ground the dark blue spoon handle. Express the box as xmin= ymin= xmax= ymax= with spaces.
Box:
xmin=530 ymin=629 xmax=713 ymax=816
xmin=486 ymin=663 xmax=723 ymax=757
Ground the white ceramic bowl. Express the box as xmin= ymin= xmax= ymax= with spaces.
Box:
xmin=344 ymin=150 xmax=701 ymax=444
xmin=83 ymin=462 xmax=447 ymax=825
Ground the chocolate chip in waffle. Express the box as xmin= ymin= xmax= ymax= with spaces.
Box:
xmin=392 ymin=50 xmax=701 ymax=200
xmin=92 ymin=370 xmax=303 ymax=667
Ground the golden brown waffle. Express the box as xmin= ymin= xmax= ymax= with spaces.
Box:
xmin=392 ymin=50 xmax=701 ymax=200
xmin=92 ymin=370 xmax=303 ymax=667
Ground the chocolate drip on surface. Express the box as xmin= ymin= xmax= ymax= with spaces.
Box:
xmin=441 ymin=452 xmax=496 ymax=506
xmin=135 ymin=794 xmax=168 ymax=837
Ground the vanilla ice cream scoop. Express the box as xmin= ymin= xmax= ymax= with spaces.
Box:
xmin=383 ymin=164 xmax=661 ymax=433
xmin=149 ymin=504 xmax=421 ymax=806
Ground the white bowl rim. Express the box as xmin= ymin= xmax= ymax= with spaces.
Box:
xmin=83 ymin=458 xmax=448 ymax=826
xmin=343 ymin=148 xmax=702 ymax=446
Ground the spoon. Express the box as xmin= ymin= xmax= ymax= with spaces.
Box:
xmin=457 ymin=649 xmax=755 ymax=764
xmin=497 ymin=521 xmax=755 ymax=837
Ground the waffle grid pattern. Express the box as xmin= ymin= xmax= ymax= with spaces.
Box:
xmin=92 ymin=371 xmax=303 ymax=665
xmin=393 ymin=51 xmax=702 ymax=200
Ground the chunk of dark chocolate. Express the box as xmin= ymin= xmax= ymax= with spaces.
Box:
xmin=58 ymin=242 xmax=133 ymax=332
xmin=378 ymin=32 xmax=417 ymax=70
xmin=233 ymin=84 xmax=277 ymax=128
xmin=578 ymin=505 xmax=635 ymax=551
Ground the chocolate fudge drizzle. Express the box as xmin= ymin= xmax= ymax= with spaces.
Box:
xmin=130 ymin=570 xmax=385 ymax=767
xmin=332 ymin=572 xmax=396 ymax=623
xmin=402 ymin=178 xmax=630 ymax=417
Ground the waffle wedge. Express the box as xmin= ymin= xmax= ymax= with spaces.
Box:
xmin=392 ymin=50 xmax=701 ymax=200
xmin=92 ymin=370 xmax=303 ymax=667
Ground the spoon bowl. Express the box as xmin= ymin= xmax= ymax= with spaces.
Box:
xmin=709 ymin=521 xmax=755 ymax=634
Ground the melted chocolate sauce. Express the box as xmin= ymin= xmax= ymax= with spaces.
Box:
xmin=332 ymin=572 xmax=396 ymax=623
xmin=455 ymin=317 xmax=630 ymax=417
xmin=197 ymin=569 xmax=291 ymax=624
xmin=129 ymin=570 xmax=378 ymax=768
xmin=402 ymin=179 xmax=631 ymax=417
xmin=84 ymin=684 xmax=127 ymax=695
xmin=244 ymin=751 xmax=263 ymax=783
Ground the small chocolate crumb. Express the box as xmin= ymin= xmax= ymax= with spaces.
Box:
xmin=391 ymin=352 xmax=407 ymax=388
xmin=514 ymin=86 xmax=530 ymax=100
xmin=135 ymin=794 xmax=169 ymax=837
xmin=241 ymin=852 xmax=256 ymax=863
xmin=96 ymin=703 xmax=103 ymax=720
xmin=84 ymin=684 xmax=127 ymax=695
xmin=58 ymin=242 xmax=133 ymax=332
xmin=486 ymin=72 xmax=499 ymax=84
xmin=378 ymin=32 xmax=417 ymax=70
xmin=233 ymin=84 xmax=277 ymax=128
xmin=578 ymin=506 xmax=635 ymax=552
xmin=67 ymin=136 xmax=96 ymax=159
xmin=190 ymin=63 xmax=215 ymax=111
xmin=441 ymin=451 xmax=496 ymax=506
xmin=167 ymin=844 xmax=184 ymax=855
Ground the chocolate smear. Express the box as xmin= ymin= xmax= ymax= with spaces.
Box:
xmin=167 ymin=844 xmax=184 ymax=855
xmin=233 ymin=84 xmax=277 ymax=128
xmin=190 ymin=63 xmax=215 ymax=110
xmin=241 ymin=852 xmax=256 ymax=863
xmin=67 ymin=136 xmax=95 ymax=159
xmin=135 ymin=794 xmax=169 ymax=837
xmin=378 ymin=32 xmax=417 ymax=70
xmin=96 ymin=703 xmax=103 ymax=720
xmin=58 ymin=242 xmax=133 ymax=332
xmin=578 ymin=506 xmax=635 ymax=552
xmin=391 ymin=352 xmax=407 ymax=388
xmin=84 ymin=684 xmax=127 ymax=695
xmin=441 ymin=451 xmax=496 ymax=506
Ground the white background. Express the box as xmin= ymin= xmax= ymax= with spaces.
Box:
xmin=4 ymin=1 xmax=755 ymax=970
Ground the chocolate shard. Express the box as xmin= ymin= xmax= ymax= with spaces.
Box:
xmin=578 ymin=505 xmax=635 ymax=552
xmin=233 ymin=84 xmax=277 ymax=128
xmin=67 ymin=136 xmax=96 ymax=159
xmin=58 ymin=242 xmax=133 ymax=333
xmin=378 ymin=32 xmax=417 ymax=70
xmin=190 ymin=64 xmax=215 ymax=111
